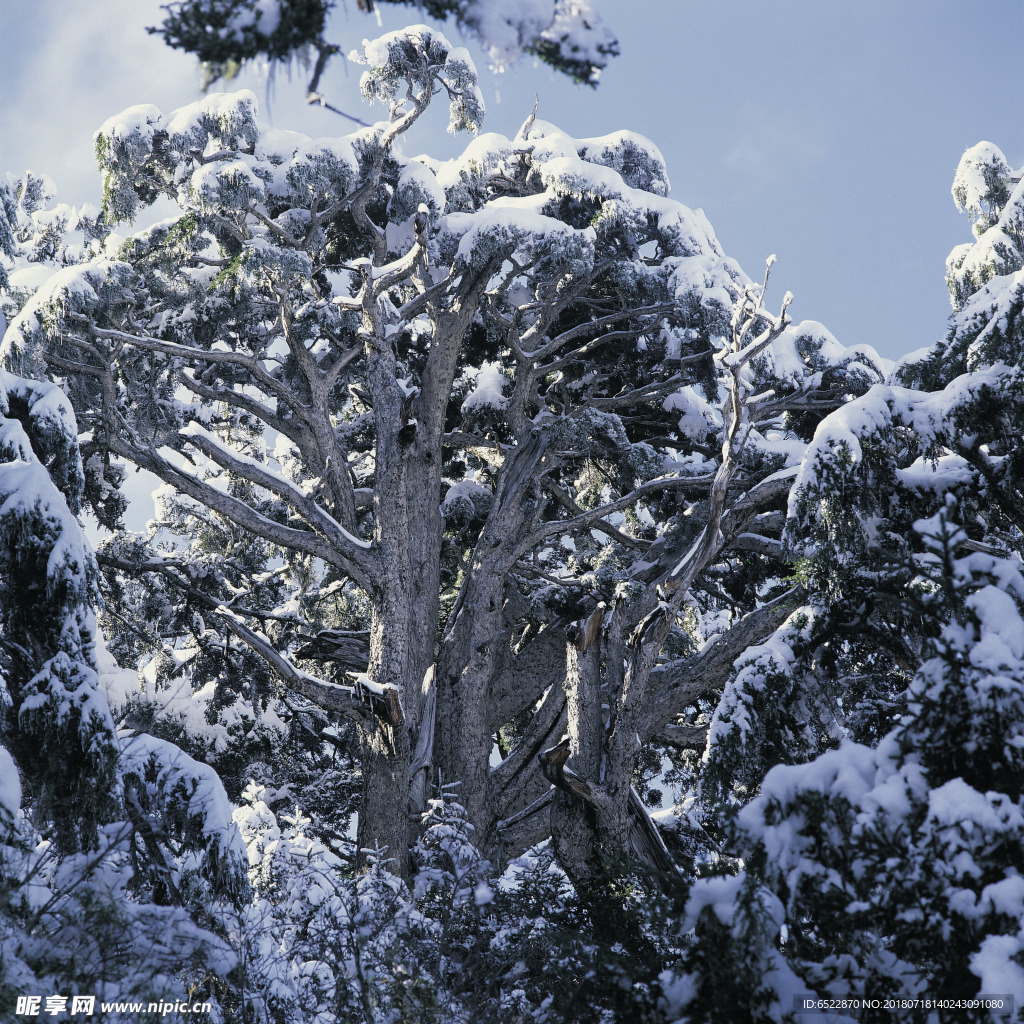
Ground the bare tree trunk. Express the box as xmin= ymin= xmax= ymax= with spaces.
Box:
xmin=547 ymin=626 xmax=639 ymax=905
xmin=356 ymin=590 xmax=414 ymax=873
xmin=434 ymin=570 xmax=504 ymax=834
xmin=434 ymin=433 xmax=550 ymax=835
xmin=358 ymin=723 xmax=412 ymax=876
xmin=355 ymin=310 xmax=418 ymax=871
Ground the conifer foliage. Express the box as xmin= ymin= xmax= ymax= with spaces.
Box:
xmin=668 ymin=140 xmax=1024 ymax=1020
xmin=153 ymin=0 xmax=619 ymax=89
xmin=0 ymin=262 xmax=243 ymax=1012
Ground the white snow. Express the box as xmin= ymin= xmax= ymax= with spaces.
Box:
xmin=461 ymin=0 xmax=555 ymax=68
xmin=165 ymin=90 xmax=259 ymax=151
xmin=952 ymin=141 xmax=1012 ymax=218
xmin=283 ymin=136 xmax=357 ymax=196
xmin=95 ymin=103 xmax=164 ymax=151
xmin=226 ymin=0 xmax=281 ymax=38
xmin=926 ymin=778 xmax=1018 ymax=833
xmin=2 ymin=257 xmax=127 ymax=371
xmin=896 ymin=454 xmax=976 ymax=492
xmin=664 ymin=385 xmax=718 ymax=441
xmin=0 ymin=746 xmax=21 ymax=818
xmin=577 ymin=130 xmax=670 ymax=196
xmin=966 ymin=585 xmax=1024 ymax=665
xmin=254 ymin=126 xmax=310 ymax=164
xmin=5 ymin=263 xmax=58 ymax=294
xmin=461 ymin=361 xmax=509 ymax=411
xmin=95 ymin=626 xmax=142 ymax=712
xmin=356 ymin=24 xmax=452 ymax=69
xmin=980 ymin=875 xmax=1024 ymax=919
xmin=189 ymin=157 xmax=266 ymax=209
xmin=120 ymin=731 xmax=245 ymax=852
xmin=707 ymin=609 xmax=811 ymax=753
xmin=433 ymin=133 xmax=512 ymax=194
xmin=683 ymin=872 xmax=745 ymax=928
xmin=441 ymin=478 xmax=492 ymax=511
xmin=443 ymin=202 xmax=595 ymax=270
xmin=396 ymin=158 xmax=446 ymax=214
xmin=0 ymin=458 xmax=93 ymax=585
xmin=970 ymin=934 xmax=1024 ymax=1001
xmin=742 ymin=742 xmax=876 ymax=832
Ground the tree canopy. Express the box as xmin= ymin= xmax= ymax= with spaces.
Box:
xmin=152 ymin=0 xmax=619 ymax=96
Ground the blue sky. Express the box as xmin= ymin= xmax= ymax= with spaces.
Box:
xmin=2 ymin=0 xmax=1023 ymax=361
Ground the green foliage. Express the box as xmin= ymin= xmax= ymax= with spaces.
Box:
xmin=151 ymin=0 xmax=619 ymax=87
xmin=156 ymin=0 xmax=332 ymax=66
xmin=676 ymin=505 xmax=1024 ymax=1019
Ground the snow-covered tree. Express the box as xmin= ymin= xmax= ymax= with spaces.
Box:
xmin=0 ymin=362 xmax=247 ymax=1018
xmin=152 ymin=0 xmax=619 ymax=94
xmin=0 ymin=179 xmax=257 ymax=1019
xmin=691 ymin=138 xmax=1024 ymax=835
xmin=0 ymin=365 xmax=119 ymax=852
xmin=12 ymin=9 xmax=1024 ymax=1021
xmin=1 ymin=26 xmax=887 ymax=900
xmin=668 ymin=508 xmax=1024 ymax=1022
xmin=668 ymin=140 xmax=1024 ymax=1022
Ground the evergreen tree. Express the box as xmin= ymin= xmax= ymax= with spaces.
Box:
xmin=0 ymin=22 xmax=884 ymax=897
xmin=670 ymin=506 xmax=1024 ymax=1022
xmin=0 ymin=363 xmax=246 ymax=1019
xmin=14 ymin=14 xmax=1023 ymax=1021
xmin=1 ymin=25 xmax=883 ymax=893
xmin=670 ymin=139 xmax=1024 ymax=1022
xmin=0 ymin=366 xmax=119 ymax=853
xmin=152 ymin=0 xmax=619 ymax=92
xmin=0 ymin=180 xmax=249 ymax=1021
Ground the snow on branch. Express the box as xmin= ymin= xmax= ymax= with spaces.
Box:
xmin=108 ymin=435 xmax=375 ymax=589
xmin=179 ymin=421 xmax=373 ymax=557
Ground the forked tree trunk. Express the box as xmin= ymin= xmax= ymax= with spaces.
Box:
xmin=547 ymin=632 xmax=640 ymax=905
xmin=433 ymin=433 xmax=551 ymax=840
xmin=434 ymin=568 xmax=505 ymax=836
xmin=547 ymin=587 xmax=807 ymax=899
